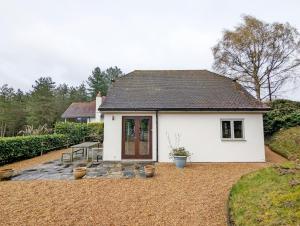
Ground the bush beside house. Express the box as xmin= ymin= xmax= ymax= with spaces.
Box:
xmin=0 ymin=134 xmax=69 ymax=165
xmin=54 ymin=122 xmax=104 ymax=144
xmin=264 ymin=99 xmax=300 ymax=136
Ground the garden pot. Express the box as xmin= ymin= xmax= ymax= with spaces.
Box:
xmin=174 ymin=156 xmax=187 ymax=168
xmin=0 ymin=169 xmax=14 ymax=180
xmin=144 ymin=165 xmax=155 ymax=177
xmin=73 ymin=167 xmax=87 ymax=180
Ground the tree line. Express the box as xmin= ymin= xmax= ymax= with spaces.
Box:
xmin=0 ymin=66 xmax=123 ymax=137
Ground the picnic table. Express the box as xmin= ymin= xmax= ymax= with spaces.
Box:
xmin=70 ymin=142 xmax=100 ymax=161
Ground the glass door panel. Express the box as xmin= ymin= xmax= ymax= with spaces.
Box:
xmin=139 ymin=118 xmax=150 ymax=156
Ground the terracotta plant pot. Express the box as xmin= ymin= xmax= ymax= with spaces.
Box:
xmin=0 ymin=169 xmax=14 ymax=180
xmin=144 ymin=165 xmax=155 ymax=177
xmin=73 ymin=167 xmax=87 ymax=180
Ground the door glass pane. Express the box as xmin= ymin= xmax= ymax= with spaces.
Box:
xmin=139 ymin=118 xmax=150 ymax=156
xmin=234 ymin=121 xmax=243 ymax=138
xmin=125 ymin=119 xmax=135 ymax=155
xmin=222 ymin=121 xmax=231 ymax=138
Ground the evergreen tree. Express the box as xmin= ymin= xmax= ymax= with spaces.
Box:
xmin=87 ymin=67 xmax=107 ymax=97
xmin=0 ymin=85 xmax=26 ymax=136
xmin=26 ymin=77 xmax=56 ymax=127
xmin=87 ymin=66 xmax=123 ymax=97
xmin=69 ymin=83 xmax=90 ymax=102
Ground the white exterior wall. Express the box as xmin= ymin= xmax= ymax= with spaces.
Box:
xmin=103 ymin=112 xmax=265 ymax=162
xmin=158 ymin=113 xmax=265 ymax=162
xmin=103 ymin=112 xmax=157 ymax=161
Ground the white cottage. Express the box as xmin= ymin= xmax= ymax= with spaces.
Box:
xmin=100 ymin=70 xmax=269 ymax=162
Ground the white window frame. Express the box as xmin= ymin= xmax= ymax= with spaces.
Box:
xmin=220 ymin=119 xmax=245 ymax=141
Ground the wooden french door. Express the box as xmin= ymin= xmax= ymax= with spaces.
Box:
xmin=122 ymin=116 xmax=152 ymax=159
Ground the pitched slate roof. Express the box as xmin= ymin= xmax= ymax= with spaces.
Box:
xmin=62 ymin=101 xmax=96 ymax=118
xmin=100 ymin=70 xmax=269 ymax=111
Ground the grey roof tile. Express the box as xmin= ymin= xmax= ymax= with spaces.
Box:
xmin=100 ymin=70 xmax=269 ymax=111
xmin=62 ymin=101 xmax=96 ymax=118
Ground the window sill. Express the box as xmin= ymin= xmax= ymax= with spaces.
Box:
xmin=221 ymin=138 xmax=246 ymax=142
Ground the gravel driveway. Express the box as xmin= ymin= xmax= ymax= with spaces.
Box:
xmin=0 ymin=162 xmax=270 ymax=226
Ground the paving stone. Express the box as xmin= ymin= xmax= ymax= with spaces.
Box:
xmin=123 ymin=171 xmax=134 ymax=178
xmin=10 ymin=158 xmax=152 ymax=181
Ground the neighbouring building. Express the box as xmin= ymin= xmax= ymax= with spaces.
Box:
xmin=99 ymin=70 xmax=269 ymax=162
xmin=61 ymin=93 xmax=105 ymax=123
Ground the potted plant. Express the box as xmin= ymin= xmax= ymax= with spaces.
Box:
xmin=144 ymin=165 xmax=155 ymax=177
xmin=167 ymin=133 xmax=191 ymax=168
xmin=73 ymin=167 xmax=87 ymax=179
xmin=169 ymin=147 xmax=191 ymax=168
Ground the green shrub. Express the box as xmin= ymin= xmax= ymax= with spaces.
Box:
xmin=87 ymin=122 xmax=104 ymax=143
xmin=54 ymin=122 xmax=104 ymax=144
xmin=0 ymin=134 xmax=69 ymax=165
xmin=264 ymin=99 xmax=300 ymax=136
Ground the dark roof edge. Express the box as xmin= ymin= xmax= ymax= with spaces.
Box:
xmin=99 ymin=107 xmax=270 ymax=112
xmin=61 ymin=115 xmax=94 ymax=119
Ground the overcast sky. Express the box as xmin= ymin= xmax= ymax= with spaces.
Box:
xmin=0 ymin=0 xmax=300 ymax=99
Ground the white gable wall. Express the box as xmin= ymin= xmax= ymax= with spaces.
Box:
xmin=103 ymin=112 xmax=265 ymax=162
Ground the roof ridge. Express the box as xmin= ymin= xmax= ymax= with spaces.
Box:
xmin=71 ymin=100 xmax=96 ymax=104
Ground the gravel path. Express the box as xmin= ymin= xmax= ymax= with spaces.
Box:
xmin=0 ymin=147 xmax=285 ymax=226
xmin=0 ymin=163 xmax=269 ymax=226
xmin=265 ymin=146 xmax=287 ymax=163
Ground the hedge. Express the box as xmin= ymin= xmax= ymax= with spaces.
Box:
xmin=54 ymin=122 xmax=104 ymax=144
xmin=0 ymin=134 xmax=69 ymax=165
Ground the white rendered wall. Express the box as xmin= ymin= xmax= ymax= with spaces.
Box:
xmin=103 ymin=112 xmax=265 ymax=162
xmin=158 ymin=113 xmax=265 ymax=162
xmin=103 ymin=112 xmax=157 ymax=161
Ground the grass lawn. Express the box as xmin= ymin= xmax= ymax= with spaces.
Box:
xmin=267 ymin=126 xmax=300 ymax=160
xmin=229 ymin=162 xmax=300 ymax=226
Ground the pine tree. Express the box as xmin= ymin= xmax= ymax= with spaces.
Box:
xmin=26 ymin=77 xmax=56 ymax=127
xmin=87 ymin=66 xmax=123 ymax=97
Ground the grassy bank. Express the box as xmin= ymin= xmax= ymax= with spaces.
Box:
xmin=229 ymin=163 xmax=300 ymax=226
xmin=267 ymin=126 xmax=300 ymax=160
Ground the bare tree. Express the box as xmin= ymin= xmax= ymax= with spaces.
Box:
xmin=212 ymin=15 xmax=300 ymax=101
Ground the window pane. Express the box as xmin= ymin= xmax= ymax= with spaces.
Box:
xmin=124 ymin=119 xmax=135 ymax=155
xmin=234 ymin=121 xmax=243 ymax=138
xmin=139 ymin=118 xmax=150 ymax=156
xmin=222 ymin=121 xmax=231 ymax=138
